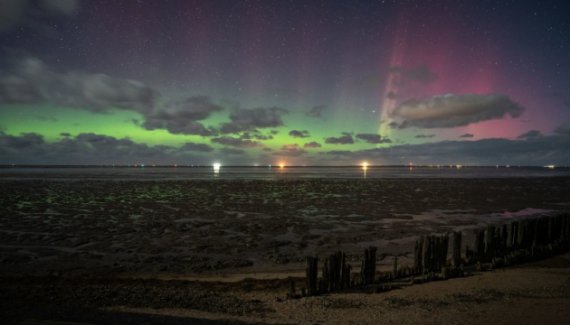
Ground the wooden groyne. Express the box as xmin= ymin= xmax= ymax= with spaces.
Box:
xmin=295 ymin=213 xmax=570 ymax=297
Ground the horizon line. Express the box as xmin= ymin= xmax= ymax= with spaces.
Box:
xmin=0 ymin=164 xmax=567 ymax=169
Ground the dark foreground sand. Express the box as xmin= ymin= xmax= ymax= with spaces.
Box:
xmin=1 ymin=253 xmax=570 ymax=324
xmin=1 ymin=177 xmax=569 ymax=323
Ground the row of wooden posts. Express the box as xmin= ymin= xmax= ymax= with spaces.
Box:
xmin=298 ymin=213 xmax=570 ymax=297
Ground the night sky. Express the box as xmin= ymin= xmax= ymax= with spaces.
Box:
xmin=1 ymin=0 xmax=570 ymax=165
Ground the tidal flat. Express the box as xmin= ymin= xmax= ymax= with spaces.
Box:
xmin=1 ymin=177 xmax=568 ymax=277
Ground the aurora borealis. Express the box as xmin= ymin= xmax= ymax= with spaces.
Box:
xmin=1 ymin=0 xmax=570 ymax=165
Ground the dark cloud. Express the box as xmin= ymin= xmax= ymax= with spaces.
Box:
xmin=288 ymin=130 xmax=310 ymax=138
xmin=306 ymin=105 xmax=326 ymax=118
xmin=325 ymin=132 xmax=354 ymax=144
xmin=0 ymin=0 xmax=79 ymax=33
xmin=0 ymin=57 xmax=156 ymax=113
xmin=0 ymin=132 xmax=179 ymax=164
xmin=0 ymin=132 xmax=43 ymax=149
xmin=415 ymin=134 xmax=436 ymax=139
xmin=303 ymin=141 xmax=322 ymax=148
xmin=3 ymin=131 xmax=570 ymax=166
xmin=220 ymin=107 xmax=288 ymax=133
xmin=391 ymin=94 xmax=524 ymax=128
xmin=517 ymin=130 xmax=542 ymax=140
xmin=322 ymin=135 xmax=570 ymax=165
xmin=219 ymin=148 xmax=245 ymax=155
xmin=323 ymin=150 xmax=352 ymax=156
xmin=388 ymin=121 xmax=408 ymax=129
xmin=459 ymin=133 xmax=474 ymax=138
xmin=389 ymin=65 xmax=437 ymax=85
xmin=555 ymin=122 xmax=570 ymax=136
xmin=0 ymin=57 xmax=223 ymax=136
xmin=180 ymin=142 xmax=214 ymax=152
xmin=273 ymin=144 xmax=306 ymax=157
xmin=239 ymin=132 xmax=273 ymax=140
xmin=210 ymin=137 xmax=260 ymax=148
xmin=142 ymin=96 xmax=222 ymax=136
xmin=355 ymin=133 xmax=391 ymax=144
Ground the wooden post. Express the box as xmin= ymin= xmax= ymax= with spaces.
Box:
xmin=360 ymin=247 xmax=377 ymax=285
xmin=422 ymin=235 xmax=432 ymax=273
xmin=484 ymin=225 xmax=495 ymax=261
xmin=474 ymin=229 xmax=485 ymax=262
xmin=305 ymin=256 xmax=318 ymax=296
xmin=442 ymin=234 xmax=449 ymax=270
xmin=414 ymin=237 xmax=424 ymax=274
xmin=452 ymin=231 xmax=462 ymax=268
xmin=393 ymin=256 xmax=398 ymax=279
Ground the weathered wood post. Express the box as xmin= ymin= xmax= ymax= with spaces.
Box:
xmin=414 ymin=237 xmax=424 ymax=274
xmin=360 ymin=247 xmax=377 ymax=285
xmin=422 ymin=235 xmax=432 ymax=273
xmin=474 ymin=229 xmax=485 ymax=262
xmin=441 ymin=234 xmax=449 ymax=270
xmin=484 ymin=225 xmax=495 ymax=262
xmin=452 ymin=231 xmax=462 ymax=268
xmin=305 ymin=256 xmax=318 ymax=296
xmin=392 ymin=256 xmax=398 ymax=279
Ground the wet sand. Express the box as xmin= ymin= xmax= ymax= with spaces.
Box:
xmin=0 ymin=178 xmax=569 ymax=277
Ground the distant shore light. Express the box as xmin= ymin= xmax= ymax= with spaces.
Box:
xmin=279 ymin=162 xmax=286 ymax=168
xmin=213 ymin=162 xmax=221 ymax=173
xmin=361 ymin=161 xmax=369 ymax=169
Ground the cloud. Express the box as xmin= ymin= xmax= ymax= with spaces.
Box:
xmin=325 ymin=132 xmax=354 ymax=145
xmin=289 ymin=130 xmax=310 ymax=138
xmin=0 ymin=57 xmax=156 ymax=113
xmin=273 ymin=144 xmax=306 ymax=157
xmin=517 ymin=130 xmax=542 ymax=140
xmin=415 ymin=134 xmax=436 ymax=139
xmin=555 ymin=122 xmax=570 ymax=136
xmin=0 ymin=57 xmax=226 ymax=136
xmin=210 ymin=137 xmax=260 ymax=148
xmin=180 ymin=142 xmax=214 ymax=152
xmin=3 ymin=132 xmax=570 ymax=166
xmin=391 ymin=93 xmax=524 ymax=128
xmin=303 ymin=141 xmax=322 ymax=148
xmin=389 ymin=65 xmax=437 ymax=85
xmin=220 ymin=107 xmax=288 ymax=133
xmin=0 ymin=132 xmax=180 ymax=164
xmin=321 ymin=135 xmax=570 ymax=165
xmin=0 ymin=0 xmax=79 ymax=33
xmin=239 ymin=132 xmax=273 ymax=141
xmin=306 ymin=105 xmax=326 ymax=118
xmin=142 ymin=96 xmax=222 ymax=136
xmin=355 ymin=133 xmax=391 ymax=144
xmin=41 ymin=0 xmax=79 ymax=16
xmin=323 ymin=150 xmax=352 ymax=156
xmin=459 ymin=133 xmax=474 ymax=138
xmin=219 ymin=148 xmax=245 ymax=155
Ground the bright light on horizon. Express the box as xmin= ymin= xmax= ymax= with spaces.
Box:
xmin=213 ymin=162 xmax=221 ymax=173
xmin=278 ymin=162 xmax=286 ymax=168
xmin=361 ymin=161 xmax=369 ymax=169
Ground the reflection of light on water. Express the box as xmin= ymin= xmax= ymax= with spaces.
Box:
xmin=544 ymin=164 xmax=555 ymax=169
xmin=213 ymin=162 xmax=221 ymax=174
xmin=361 ymin=161 xmax=368 ymax=178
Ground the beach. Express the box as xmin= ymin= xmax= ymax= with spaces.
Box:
xmin=1 ymin=176 xmax=569 ymax=323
